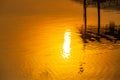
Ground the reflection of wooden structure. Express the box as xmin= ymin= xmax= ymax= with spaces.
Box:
xmin=72 ymin=0 xmax=120 ymax=43
xmin=73 ymin=0 xmax=104 ymax=42
xmin=88 ymin=0 xmax=120 ymax=9
xmin=73 ymin=0 xmax=120 ymax=33
xmin=79 ymin=23 xmax=120 ymax=43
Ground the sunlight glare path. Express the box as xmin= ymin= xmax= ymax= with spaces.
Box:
xmin=62 ymin=29 xmax=71 ymax=59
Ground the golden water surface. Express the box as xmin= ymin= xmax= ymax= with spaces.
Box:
xmin=0 ymin=16 xmax=120 ymax=80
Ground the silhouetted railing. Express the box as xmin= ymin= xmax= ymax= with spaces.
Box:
xmin=72 ymin=0 xmax=120 ymax=10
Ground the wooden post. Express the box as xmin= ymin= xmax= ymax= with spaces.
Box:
xmin=83 ymin=0 xmax=87 ymax=35
xmin=97 ymin=0 xmax=101 ymax=36
xmin=83 ymin=0 xmax=87 ymax=43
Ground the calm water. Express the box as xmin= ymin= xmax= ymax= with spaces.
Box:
xmin=0 ymin=15 xmax=120 ymax=80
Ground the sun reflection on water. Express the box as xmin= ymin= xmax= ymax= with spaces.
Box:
xmin=62 ymin=29 xmax=71 ymax=59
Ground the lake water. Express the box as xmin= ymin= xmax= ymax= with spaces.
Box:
xmin=0 ymin=15 xmax=120 ymax=80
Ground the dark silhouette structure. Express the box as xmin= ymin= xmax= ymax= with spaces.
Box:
xmin=79 ymin=22 xmax=120 ymax=43
xmin=72 ymin=0 xmax=120 ymax=43
xmin=73 ymin=0 xmax=120 ymax=35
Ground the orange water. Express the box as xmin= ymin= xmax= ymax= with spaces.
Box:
xmin=0 ymin=16 xmax=120 ymax=80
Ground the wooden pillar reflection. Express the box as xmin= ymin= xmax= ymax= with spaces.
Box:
xmin=83 ymin=0 xmax=87 ymax=35
xmin=97 ymin=0 xmax=101 ymax=35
